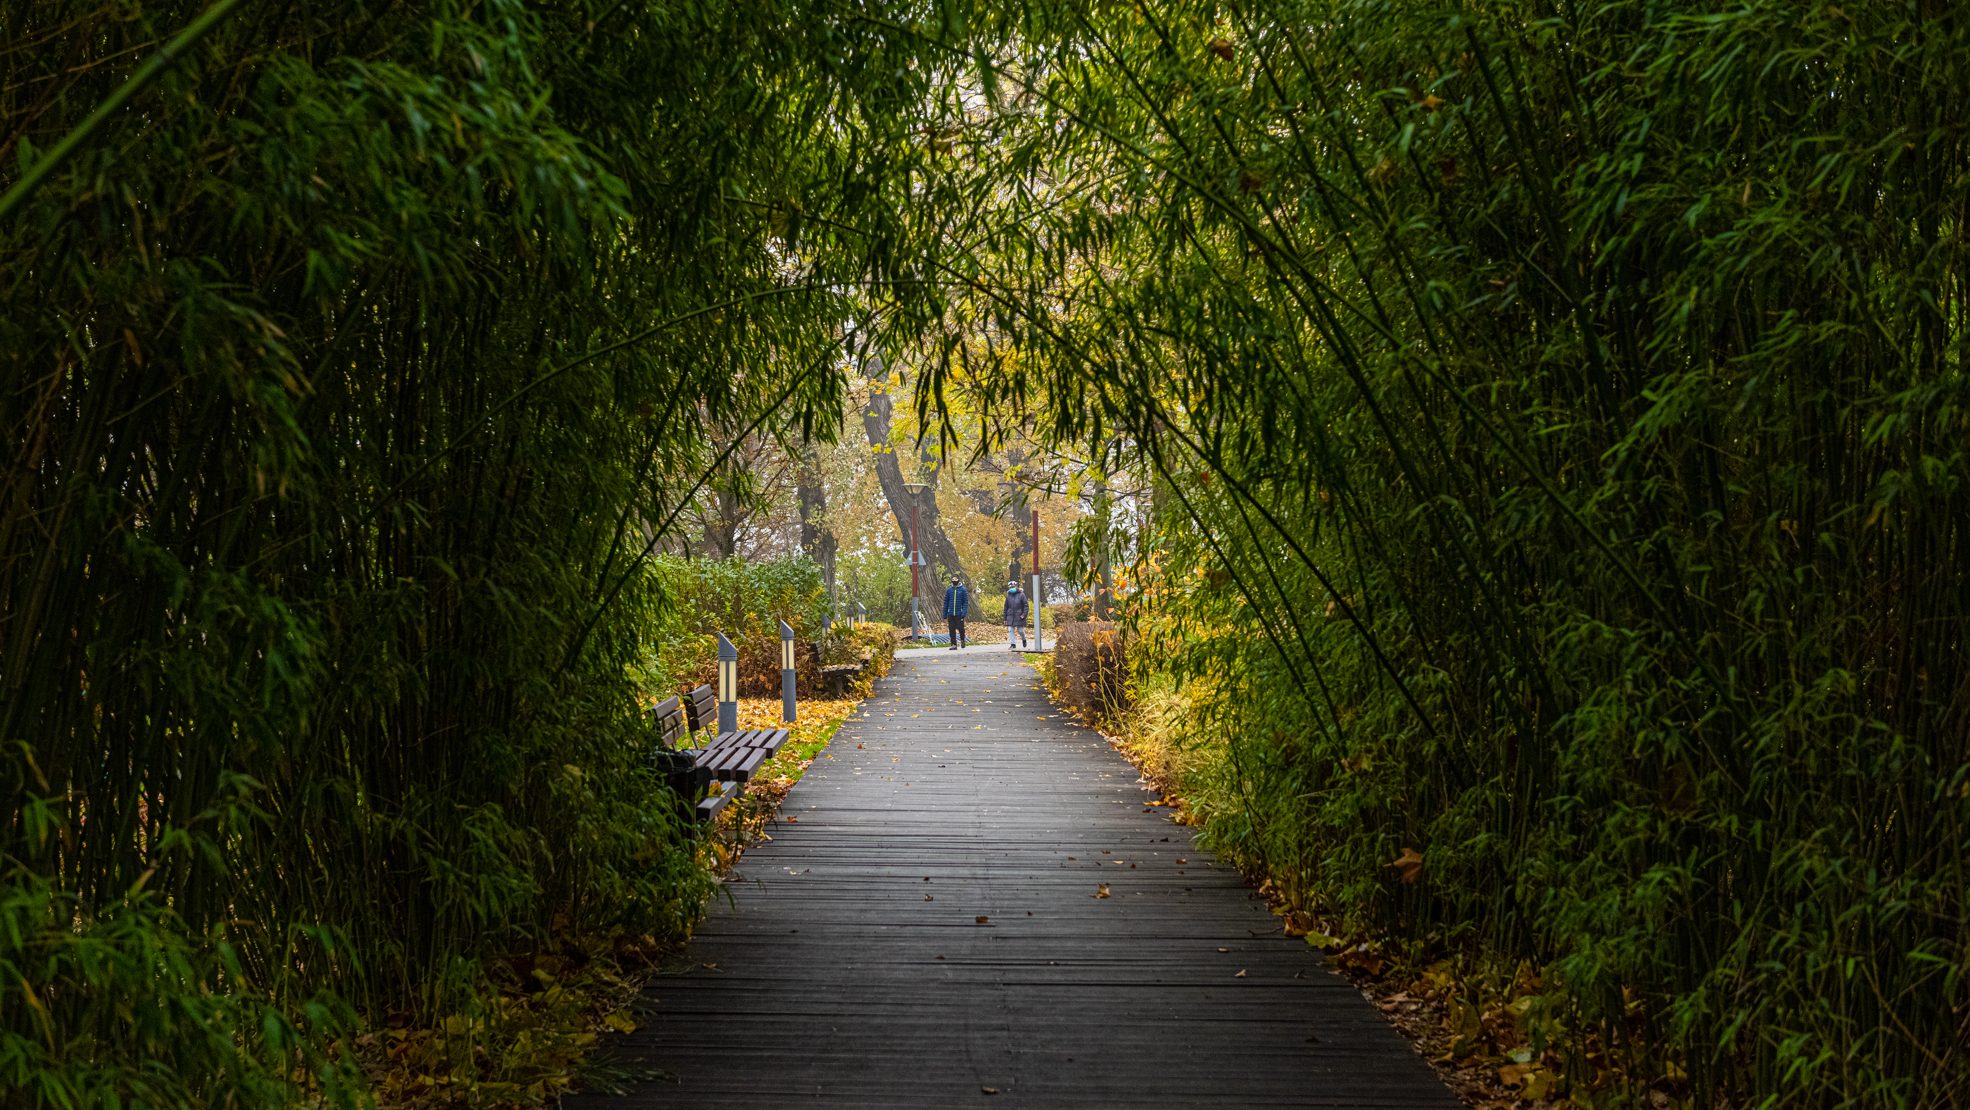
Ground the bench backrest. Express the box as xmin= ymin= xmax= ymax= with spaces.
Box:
xmin=683 ymin=684 xmax=718 ymax=736
xmin=650 ymin=695 xmax=686 ymax=750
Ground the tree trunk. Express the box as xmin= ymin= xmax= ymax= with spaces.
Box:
xmin=1092 ymin=476 xmax=1114 ymax=619
xmin=862 ymin=387 xmax=964 ymax=593
xmin=796 ymin=444 xmax=837 ymax=596
xmin=703 ymin=484 xmax=742 ymax=558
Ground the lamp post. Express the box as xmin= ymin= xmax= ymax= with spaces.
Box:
xmin=715 ymin=631 xmax=738 ymax=733
xmin=1031 ymin=508 xmax=1043 ymax=651
xmin=904 ymin=481 xmax=928 ymax=638
xmin=780 ymin=619 xmax=797 ymax=723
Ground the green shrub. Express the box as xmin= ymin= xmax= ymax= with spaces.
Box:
xmin=637 ymin=556 xmax=830 ymax=696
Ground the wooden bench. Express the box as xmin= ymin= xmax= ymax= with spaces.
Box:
xmin=819 ymin=662 xmax=864 ymax=698
xmin=648 ymin=695 xmax=732 ymax=822
xmin=677 ymin=682 xmax=791 ymax=797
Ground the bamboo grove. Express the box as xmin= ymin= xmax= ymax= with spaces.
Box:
xmin=3 ymin=0 xmax=1967 ymax=1105
xmin=0 ymin=0 xmax=948 ymax=1100
xmin=914 ymin=1 xmax=1969 ymax=1104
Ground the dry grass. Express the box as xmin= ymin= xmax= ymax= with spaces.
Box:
xmin=1048 ymin=620 xmax=1130 ymax=729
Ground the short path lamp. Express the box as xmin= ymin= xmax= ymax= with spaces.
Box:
xmin=780 ymin=619 xmax=798 ymax=723
xmin=716 ymin=631 xmax=738 ymax=734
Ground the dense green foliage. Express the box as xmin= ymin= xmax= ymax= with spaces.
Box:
xmin=639 ymin=555 xmax=830 ymax=694
xmin=0 ymin=0 xmax=940 ymax=1100
xmin=930 ymin=1 xmax=1969 ymax=1103
xmin=5 ymin=0 xmax=1965 ymax=1104
xmin=835 ymin=544 xmax=919 ymax=628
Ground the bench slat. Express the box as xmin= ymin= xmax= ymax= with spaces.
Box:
xmin=649 ymin=695 xmax=687 ymax=750
xmin=728 ymin=747 xmax=769 ymax=782
xmin=694 ymin=782 xmax=732 ymax=821
xmin=683 ymin=684 xmax=718 ymax=736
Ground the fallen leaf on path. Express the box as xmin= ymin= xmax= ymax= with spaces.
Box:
xmin=1235 ymin=969 xmax=1247 ymax=978
xmin=1388 ymin=847 xmax=1424 ymax=884
xmin=1093 ymin=884 xmax=1111 ymax=899
xmin=975 ymin=915 xmax=989 ymax=924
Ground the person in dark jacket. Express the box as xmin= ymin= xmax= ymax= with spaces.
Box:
xmin=1003 ymin=582 xmax=1030 ymax=649
xmin=942 ymin=575 xmax=969 ymax=649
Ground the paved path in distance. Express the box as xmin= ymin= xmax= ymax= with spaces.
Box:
xmin=576 ymin=643 xmax=1460 ymax=1108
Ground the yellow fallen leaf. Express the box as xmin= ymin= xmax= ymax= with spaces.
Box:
xmin=1093 ymin=884 xmax=1111 ymax=899
xmin=1388 ymin=847 xmax=1424 ymax=884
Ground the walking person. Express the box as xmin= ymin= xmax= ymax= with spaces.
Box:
xmin=1003 ymin=581 xmax=1030 ymax=650
xmin=942 ymin=574 xmax=969 ymax=649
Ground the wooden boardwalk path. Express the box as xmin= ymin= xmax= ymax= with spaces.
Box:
xmin=576 ymin=645 xmax=1460 ymax=1108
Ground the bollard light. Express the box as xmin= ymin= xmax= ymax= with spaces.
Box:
xmin=716 ymin=631 xmax=738 ymax=734
xmin=779 ymin=620 xmax=797 ymax=723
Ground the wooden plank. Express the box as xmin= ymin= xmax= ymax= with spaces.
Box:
xmin=726 ymin=746 xmax=768 ymax=782
xmin=695 ymin=781 xmax=732 ymax=822
xmin=684 ymin=684 xmax=718 ymax=737
xmin=575 ymin=646 xmax=1458 ymax=1108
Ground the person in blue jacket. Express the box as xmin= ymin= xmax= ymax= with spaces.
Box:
xmin=1003 ymin=581 xmax=1030 ymax=650
xmin=942 ymin=574 xmax=969 ymax=649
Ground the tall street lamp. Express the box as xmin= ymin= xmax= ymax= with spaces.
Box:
xmin=904 ymin=481 xmax=927 ymax=638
